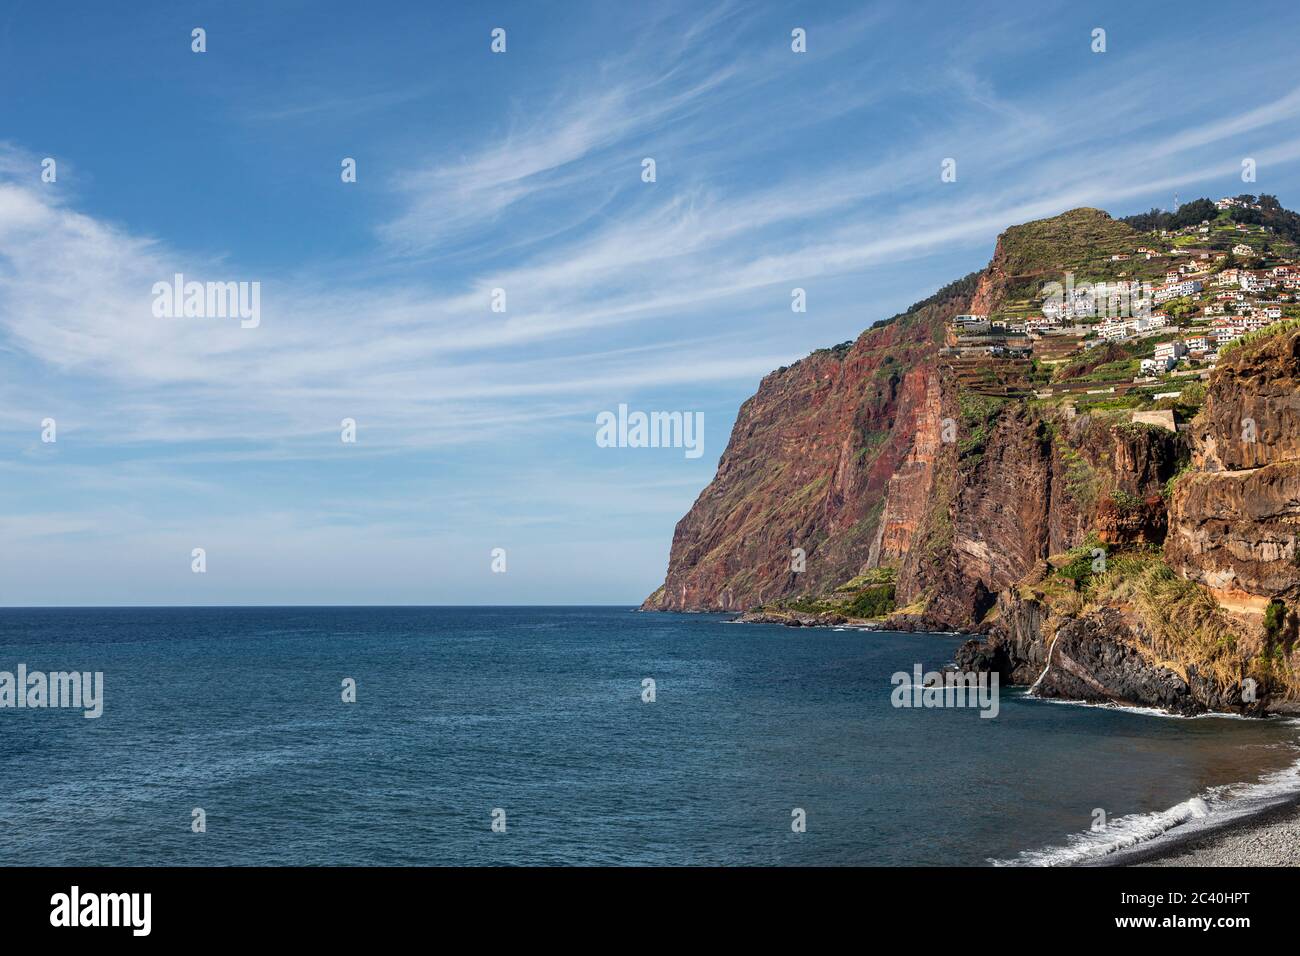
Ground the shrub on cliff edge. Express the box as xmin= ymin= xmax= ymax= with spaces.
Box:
xmin=1134 ymin=563 xmax=1245 ymax=691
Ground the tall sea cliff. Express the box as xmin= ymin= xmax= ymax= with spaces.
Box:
xmin=644 ymin=205 xmax=1300 ymax=715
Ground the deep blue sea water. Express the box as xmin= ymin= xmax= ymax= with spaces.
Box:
xmin=1 ymin=606 xmax=1297 ymax=866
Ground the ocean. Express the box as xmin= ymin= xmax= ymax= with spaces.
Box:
xmin=2 ymin=606 xmax=1297 ymax=866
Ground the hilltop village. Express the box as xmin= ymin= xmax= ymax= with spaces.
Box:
xmin=942 ymin=195 xmax=1300 ymax=432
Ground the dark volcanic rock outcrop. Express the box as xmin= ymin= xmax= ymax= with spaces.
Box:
xmin=956 ymin=593 xmax=1262 ymax=714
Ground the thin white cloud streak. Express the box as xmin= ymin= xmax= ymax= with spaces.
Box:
xmin=374 ymin=1 xmax=894 ymax=258
xmin=3 ymin=50 xmax=1300 ymax=457
xmin=377 ymin=66 xmax=740 ymax=254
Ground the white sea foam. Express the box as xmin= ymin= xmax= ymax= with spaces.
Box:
xmin=991 ymin=748 xmax=1300 ymax=866
xmin=1028 ymin=694 xmax=1264 ymax=720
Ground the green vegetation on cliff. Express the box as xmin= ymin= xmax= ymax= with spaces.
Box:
xmin=765 ymin=567 xmax=898 ymax=621
xmin=995 ymin=208 xmax=1138 ymax=300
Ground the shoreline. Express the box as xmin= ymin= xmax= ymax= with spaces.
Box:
xmin=1086 ymin=790 xmax=1300 ymax=867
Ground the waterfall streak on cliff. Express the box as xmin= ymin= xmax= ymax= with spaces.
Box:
xmin=1028 ymin=633 xmax=1061 ymax=695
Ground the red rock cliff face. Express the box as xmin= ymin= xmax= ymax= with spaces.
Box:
xmin=895 ymin=406 xmax=1058 ymax=626
xmin=884 ymin=405 xmax=1181 ymax=628
xmin=868 ymin=369 xmax=944 ymax=567
xmin=1167 ymin=327 xmax=1300 ymax=610
xmin=641 ymin=293 xmax=962 ymax=611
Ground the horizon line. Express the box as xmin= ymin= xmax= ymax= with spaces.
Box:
xmin=0 ymin=604 xmax=700 ymax=612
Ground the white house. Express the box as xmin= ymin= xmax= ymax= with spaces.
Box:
xmin=952 ymin=314 xmax=991 ymax=334
xmin=1154 ymin=340 xmax=1188 ymax=363
xmin=1154 ymin=279 xmax=1203 ymax=304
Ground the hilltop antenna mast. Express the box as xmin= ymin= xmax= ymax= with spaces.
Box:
xmin=1172 ymin=193 xmax=1180 ymax=211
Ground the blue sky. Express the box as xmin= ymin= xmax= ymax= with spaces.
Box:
xmin=2 ymin=0 xmax=1299 ymax=605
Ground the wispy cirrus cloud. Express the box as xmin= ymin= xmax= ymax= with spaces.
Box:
xmin=4 ymin=0 xmax=1300 ymax=603
xmin=5 ymin=67 xmax=1300 ymax=451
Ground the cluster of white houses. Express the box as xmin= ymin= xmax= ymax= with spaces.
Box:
xmin=946 ymin=216 xmax=1298 ymax=368
xmin=1041 ymin=280 xmax=1149 ymax=321
xmin=944 ymin=207 xmax=1297 ymax=395
xmin=1096 ymin=313 xmax=1170 ymax=340
xmin=1136 ymin=315 xmax=1275 ymax=374
xmin=1208 ymin=313 xmax=1273 ymax=342
xmin=1215 ymin=196 xmax=1261 ymax=211
xmin=1143 ymin=257 xmax=1296 ymax=305
xmin=1212 ymin=265 xmax=1300 ymax=292
xmin=951 ymin=311 xmax=1084 ymax=339
xmin=1153 ymin=278 xmax=1203 ymax=303
xmin=1141 ymin=337 xmax=1212 ymax=375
